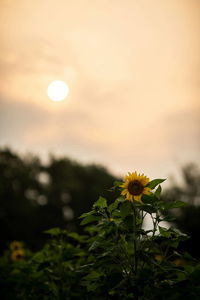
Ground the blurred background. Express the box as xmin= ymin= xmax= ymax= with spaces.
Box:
xmin=0 ymin=1 xmax=200 ymax=256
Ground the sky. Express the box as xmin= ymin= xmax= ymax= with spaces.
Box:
xmin=0 ymin=0 xmax=200 ymax=182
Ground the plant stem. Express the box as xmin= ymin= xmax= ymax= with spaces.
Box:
xmin=151 ymin=213 xmax=157 ymax=240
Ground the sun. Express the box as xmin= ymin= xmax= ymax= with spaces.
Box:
xmin=47 ymin=80 xmax=69 ymax=102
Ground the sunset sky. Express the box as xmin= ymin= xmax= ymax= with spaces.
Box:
xmin=0 ymin=0 xmax=200 ymax=181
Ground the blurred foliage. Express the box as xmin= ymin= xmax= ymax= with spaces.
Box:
xmin=162 ymin=164 xmax=200 ymax=258
xmin=0 ymin=148 xmax=118 ymax=252
xmin=1 ymin=179 xmax=200 ymax=300
xmin=1 ymin=146 xmax=200 ymax=261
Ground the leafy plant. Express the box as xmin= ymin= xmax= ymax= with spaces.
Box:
xmin=1 ymin=172 xmax=200 ymax=299
xmin=79 ymin=176 xmax=197 ymax=299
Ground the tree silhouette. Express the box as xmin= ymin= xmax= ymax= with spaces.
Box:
xmin=0 ymin=148 xmax=118 ymax=252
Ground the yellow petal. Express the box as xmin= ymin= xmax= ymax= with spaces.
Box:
xmin=121 ymin=189 xmax=127 ymax=195
xmin=134 ymin=195 xmax=142 ymax=202
xmin=140 ymin=176 xmax=150 ymax=186
xmin=143 ymin=187 xmax=151 ymax=195
xmin=126 ymin=193 xmax=133 ymax=201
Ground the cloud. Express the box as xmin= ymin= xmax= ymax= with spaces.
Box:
xmin=0 ymin=0 xmax=200 ymax=178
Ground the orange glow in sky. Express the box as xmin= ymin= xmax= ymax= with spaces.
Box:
xmin=0 ymin=0 xmax=200 ymax=179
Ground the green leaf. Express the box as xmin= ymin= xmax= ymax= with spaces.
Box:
xmin=83 ymin=270 xmax=103 ymax=280
xmin=161 ymin=215 xmax=176 ymax=222
xmin=141 ymin=205 xmax=157 ymax=214
xmin=136 ymin=216 xmax=142 ymax=225
xmin=142 ymin=193 xmax=158 ymax=204
xmin=93 ymin=196 xmax=107 ymax=209
xmin=163 ymin=201 xmax=187 ymax=210
xmin=113 ymin=181 xmax=122 ymax=188
xmin=120 ymin=201 xmax=132 ymax=218
xmin=168 ymin=239 xmax=179 ymax=248
xmin=123 ymin=215 xmax=134 ymax=231
xmin=88 ymin=241 xmax=100 ymax=251
xmin=80 ymin=215 xmax=101 ymax=225
xmin=79 ymin=210 xmax=95 ymax=219
xmin=108 ymin=199 xmax=120 ymax=213
xmin=86 ymin=282 xmax=99 ymax=292
xmin=49 ymin=282 xmax=59 ymax=296
xmin=159 ymin=226 xmax=171 ymax=238
xmin=67 ymin=232 xmax=86 ymax=242
xmin=155 ymin=185 xmax=162 ymax=199
xmin=109 ymin=181 xmax=122 ymax=191
xmin=43 ymin=227 xmax=63 ymax=236
xmin=32 ymin=251 xmax=46 ymax=263
xmin=112 ymin=209 xmax=121 ymax=217
xmin=147 ymin=179 xmax=166 ymax=189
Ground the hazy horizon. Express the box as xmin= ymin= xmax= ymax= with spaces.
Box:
xmin=0 ymin=0 xmax=200 ymax=181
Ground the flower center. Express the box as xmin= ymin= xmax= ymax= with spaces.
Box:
xmin=16 ymin=253 xmax=24 ymax=261
xmin=128 ymin=180 xmax=144 ymax=195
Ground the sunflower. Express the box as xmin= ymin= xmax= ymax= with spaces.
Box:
xmin=11 ymin=249 xmax=25 ymax=262
xmin=10 ymin=241 xmax=23 ymax=251
xmin=120 ymin=171 xmax=151 ymax=203
xmin=155 ymin=254 xmax=164 ymax=262
xmin=173 ymin=258 xmax=185 ymax=267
